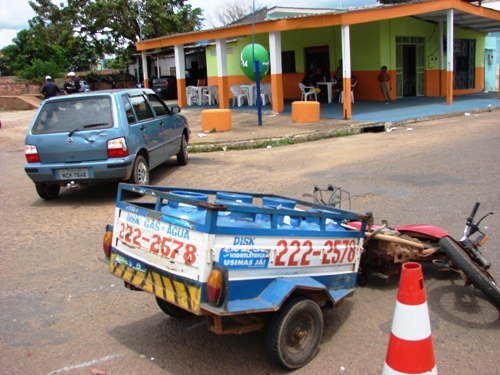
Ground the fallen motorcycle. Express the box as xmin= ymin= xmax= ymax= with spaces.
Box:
xmin=304 ymin=184 xmax=500 ymax=308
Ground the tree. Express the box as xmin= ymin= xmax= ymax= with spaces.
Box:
xmin=29 ymin=0 xmax=204 ymax=63
xmin=206 ymin=0 xmax=266 ymax=27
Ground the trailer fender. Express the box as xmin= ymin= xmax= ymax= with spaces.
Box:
xmin=201 ymin=275 xmax=356 ymax=315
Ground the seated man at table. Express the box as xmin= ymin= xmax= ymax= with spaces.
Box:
xmin=301 ymin=71 xmax=321 ymax=95
xmin=312 ymin=68 xmax=329 ymax=101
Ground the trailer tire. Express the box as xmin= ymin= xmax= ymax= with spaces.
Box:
xmin=266 ymin=295 xmax=323 ymax=369
xmin=155 ymin=297 xmax=192 ymax=318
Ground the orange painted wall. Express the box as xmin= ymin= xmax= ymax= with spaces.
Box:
xmin=206 ymin=69 xmax=485 ymax=102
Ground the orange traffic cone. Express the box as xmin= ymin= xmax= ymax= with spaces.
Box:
xmin=382 ymin=262 xmax=437 ymax=375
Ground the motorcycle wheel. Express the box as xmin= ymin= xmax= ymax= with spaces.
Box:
xmin=440 ymin=236 xmax=500 ymax=308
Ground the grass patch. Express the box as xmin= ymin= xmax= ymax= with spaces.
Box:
xmin=188 ymin=129 xmax=355 ymax=153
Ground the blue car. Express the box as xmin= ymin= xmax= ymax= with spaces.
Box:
xmin=24 ymin=88 xmax=190 ymax=200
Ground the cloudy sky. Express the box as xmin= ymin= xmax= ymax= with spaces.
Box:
xmin=0 ymin=0 xmax=377 ymax=49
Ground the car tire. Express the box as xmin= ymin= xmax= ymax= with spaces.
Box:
xmin=129 ymin=155 xmax=149 ymax=185
xmin=176 ymin=134 xmax=189 ymax=166
xmin=35 ymin=183 xmax=60 ymax=200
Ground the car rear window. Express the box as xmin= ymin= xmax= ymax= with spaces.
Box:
xmin=32 ymin=97 xmax=113 ymax=134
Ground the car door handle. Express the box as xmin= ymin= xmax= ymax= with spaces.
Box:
xmin=140 ymin=125 xmax=146 ymax=131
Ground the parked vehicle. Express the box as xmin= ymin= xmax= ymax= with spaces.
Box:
xmin=24 ymin=88 xmax=190 ymax=200
xmin=306 ymin=184 xmax=500 ymax=307
xmin=80 ymin=80 xmax=90 ymax=92
xmin=151 ymin=76 xmax=177 ymax=100
xmin=102 ymin=184 xmax=371 ymax=369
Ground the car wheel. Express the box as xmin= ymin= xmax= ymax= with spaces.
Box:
xmin=129 ymin=155 xmax=149 ymax=185
xmin=35 ymin=183 xmax=60 ymax=200
xmin=176 ymin=134 xmax=189 ymax=166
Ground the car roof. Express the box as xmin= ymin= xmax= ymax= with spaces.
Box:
xmin=46 ymin=88 xmax=155 ymax=101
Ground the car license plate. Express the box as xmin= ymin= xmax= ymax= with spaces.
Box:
xmin=59 ymin=168 xmax=89 ymax=179
xmin=156 ymin=88 xmax=162 ymax=92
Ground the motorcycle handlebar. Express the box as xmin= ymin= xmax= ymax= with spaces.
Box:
xmin=468 ymin=202 xmax=480 ymax=224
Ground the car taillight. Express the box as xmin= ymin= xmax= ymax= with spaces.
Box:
xmin=165 ymin=81 xmax=169 ymax=87
xmin=107 ymin=137 xmax=129 ymax=158
xmin=207 ymin=266 xmax=227 ymax=306
xmin=103 ymin=224 xmax=113 ymax=258
xmin=25 ymin=145 xmax=40 ymax=163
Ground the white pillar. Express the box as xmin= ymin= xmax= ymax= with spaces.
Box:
xmin=174 ymin=44 xmax=186 ymax=79
xmin=341 ymin=25 xmax=351 ymax=80
xmin=446 ymin=9 xmax=454 ymax=104
xmin=447 ymin=10 xmax=454 ymax=75
xmin=269 ymin=31 xmax=282 ymax=75
xmin=341 ymin=24 xmax=352 ymax=119
xmin=216 ymin=39 xmax=227 ymax=77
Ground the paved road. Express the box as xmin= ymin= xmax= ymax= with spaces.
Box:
xmin=1 ymin=110 xmax=499 ymax=374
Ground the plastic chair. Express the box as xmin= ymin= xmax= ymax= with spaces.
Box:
xmin=186 ymin=86 xmax=199 ymax=106
xmin=299 ymin=82 xmax=317 ymax=101
xmin=339 ymin=80 xmax=356 ymax=103
xmin=230 ymin=85 xmax=249 ymax=107
xmin=203 ymin=85 xmax=219 ymax=105
xmin=260 ymin=83 xmax=272 ymax=105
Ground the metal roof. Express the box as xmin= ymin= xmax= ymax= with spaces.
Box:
xmin=413 ymin=7 xmax=500 ymax=33
xmin=136 ymin=0 xmax=500 ymax=50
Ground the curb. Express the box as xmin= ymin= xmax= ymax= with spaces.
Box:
xmin=188 ymin=105 xmax=500 ymax=153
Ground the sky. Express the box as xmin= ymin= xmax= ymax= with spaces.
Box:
xmin=0 ymin=0 xmax=379 ymax=49
xmin=2 ymin=0 xmax=499 ymax=50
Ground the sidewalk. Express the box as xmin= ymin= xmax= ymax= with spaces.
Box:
xmin=181 ymin=91 xmax=500 ymax=151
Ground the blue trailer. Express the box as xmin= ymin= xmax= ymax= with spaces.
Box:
xmin=102 ymin=183 xmax=371 ymax=369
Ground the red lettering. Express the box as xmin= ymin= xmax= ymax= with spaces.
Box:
xmin=300 ymin=240 xmax=313 ymax=266
xmin=275 ymin=239 xmax=288 ymax=266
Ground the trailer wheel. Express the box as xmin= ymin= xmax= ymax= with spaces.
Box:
xmin=155 ymin=297 xmax=192 ymax=318
xmin=266 ymin=296 xmax=323 ymax=369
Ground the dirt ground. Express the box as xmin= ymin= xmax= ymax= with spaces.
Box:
xmin=1 ymin=108 xmax=499 ymax=375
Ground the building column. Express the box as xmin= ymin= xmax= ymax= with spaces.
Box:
xmin=446 ymin=10 xmax=454 ymax=105
xmin=141 ymin=51 xmax=149 ymax=88
xmin=174 ymin=44 xmax=187 ymax=108
xmin=216 ymin=39 xmax=230 ymax=109
xmin=269 ymin=31 xmax=284 ymax=113
xmin=341 ymin=25 xmax=352 ymax=120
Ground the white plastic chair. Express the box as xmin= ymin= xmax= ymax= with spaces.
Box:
xmin=299 ymin=82 xmax=317 ymax=101
xmin=203 ymin=85 xmax=219 ymax=105
xmin=260 ymin=83 xmax=272 ymax=105
xmin=339 ymin=80 xmax=357 ymax=104
xmin=186 ymin=86 xmax=199 ymax=106
xmin=230 ymin=85 xmax=249 ymax=107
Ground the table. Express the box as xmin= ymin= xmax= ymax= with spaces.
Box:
xmin=316 ymin=80 xmax=338 ymax=103
xmin=240 ymin=84 xmax=256 ymax=106
xmin=196 ymin=86 xmax=209 ymax=104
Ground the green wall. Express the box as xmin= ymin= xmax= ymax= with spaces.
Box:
xmin=204 ymin=16 xmax=485 ymax=77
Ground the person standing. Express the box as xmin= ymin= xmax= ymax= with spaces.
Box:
xmin=64 ymin=72 xmax=81 ymax=94
xmin=378 ymin=66 xmax=391 ymax=103
xmin=41 ymin=76 xmax=59 ymax=99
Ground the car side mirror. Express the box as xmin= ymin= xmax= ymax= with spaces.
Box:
xmin=170 ymin=105 xmax=181 ymax=114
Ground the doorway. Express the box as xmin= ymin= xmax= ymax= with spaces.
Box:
xmin=403 ymin=45 xmax=416 ymax=96
xmin=304 ymin=46 xmax=330 ymax=78
xmin=396 ymin=36 xmax=425 ymax=98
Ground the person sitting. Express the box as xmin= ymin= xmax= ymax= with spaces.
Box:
xmin=301 ymin=71 xmax=321 ymax=95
